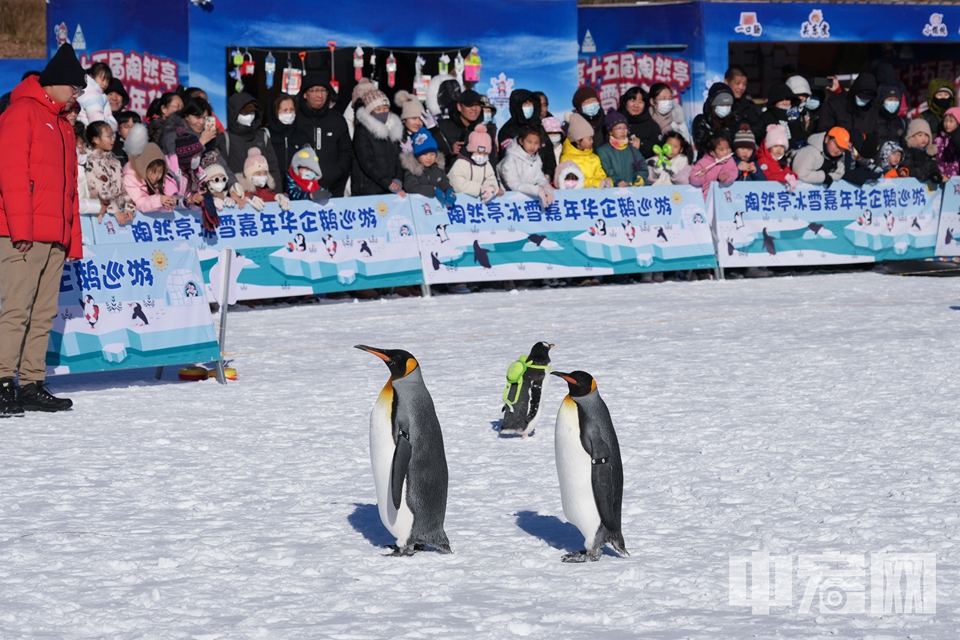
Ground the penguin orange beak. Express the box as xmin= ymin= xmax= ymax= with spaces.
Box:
xmin=550 ymin=371 xmax=577 ymax=384
xmin=354 ymin=345 xmax=390 ymax=362
xmin=549 ymin=343 xmax=555 ymax=349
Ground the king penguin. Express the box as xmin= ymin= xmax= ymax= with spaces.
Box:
xmin=355 ymin=345 xmax=451 ymax=556
xmin=500 ymin=341 xmax=553 ymax=438
xmin=551 ymin=370 xmax=628 ymax=563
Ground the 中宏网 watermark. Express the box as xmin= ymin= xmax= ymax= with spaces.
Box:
xmin=729 ymin=551 xmax=936 ymax=615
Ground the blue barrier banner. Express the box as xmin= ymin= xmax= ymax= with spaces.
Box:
xmin=48 ymin=242 xmax=220 ymax=375
xmin=712 ymin=179 xmax=941 ymax=267
xmin=936 ymin=177 xmax=960 ymax=257
xmin=84 ymin=196 xmax=424 ymax=300
xmin=410 ymin=186 xmax=717 ymax=284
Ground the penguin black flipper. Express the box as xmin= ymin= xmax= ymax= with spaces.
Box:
xmin=390 ymin=431 xmax=412 ymax=510
xmin=578 ymin=404 xmax=625 ymax=551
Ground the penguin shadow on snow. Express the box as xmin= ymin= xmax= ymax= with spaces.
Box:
xmin=347 ymin=503 xmax=394 ymax=548
xmin=515 ymin=510 xmax=618 ymax=556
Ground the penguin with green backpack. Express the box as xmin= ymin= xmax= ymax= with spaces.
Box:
xmin=499 ymin=341 xmax=554 ymax=438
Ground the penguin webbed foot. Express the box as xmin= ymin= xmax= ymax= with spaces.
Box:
xmin=383 ymin=543 xmax=422 ymax=557
xmin=561 ymin=550 xmax=600 ymax=563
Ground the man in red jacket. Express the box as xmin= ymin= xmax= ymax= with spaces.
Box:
xmin=0 ymin=43 xmax=86 ymax=415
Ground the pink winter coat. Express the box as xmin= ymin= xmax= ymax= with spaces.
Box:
xmin=122 ymin=154 xmax=187 ymax=213
xmin=689 ymin=154 xmax=738 ymax=198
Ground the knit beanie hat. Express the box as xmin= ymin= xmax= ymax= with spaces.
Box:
xmin=566 ymin=113 xmax=594 ymax=143
xmin=362 ymin=88 xmax=390 ymax=114
xmin=764 ymin=124 xmax=789 ymax=149
xmin=785 ymin=75 xmax=811 ymax=97
xmin=123 ymin=123 xmax=149 ymax=158
xmin=466 ymin=124 xmax=492 ymax=154
xmin=945 ymin=107 xmax=960 ymax=123
xmin=202 ymin=156 xmax=228 ymax=180
xmin=412 ymin=127 xmax=438 ymax=158
xmin=541 ymin=116 xmax=563 ymax=133
xmin=394 ymin=90 xmax=424 ymax=121
xmin=174 ymin=127 xmax=203 ymax=164
xmin=906 ymin=118 xmax=932 ymax=141
xmin=290 ymin=144 xmax=322 ymax=177
xmin=352 ymin=78 xmax=376 ymax=105
xmin=572 ymin=86 xmax=598 ymax=110
xmin=732 ymin=124 xmax=757 ymax=150
xmin=243 ymin=147 xmax=270 ymax=179
xmin=38 ymin=43 xmax=86 ymax=88
xmin=604 ymin=109 xmax=628 ymax=133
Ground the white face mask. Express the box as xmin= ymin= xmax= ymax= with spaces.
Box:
xmin=657 ymin=100 xmax=673 ymax=115
xmin=805 ymin=98 xmax=820 ymax=111
xmin=300 ymin=169 xmax=319 ymax=181
xmin=252 ymin=175 xmax=268 ymax=187
xmin=190 ymin=155 xmax=201 ymax=170
xmin=472 ymin=154 xmax=489 ymax=165
xmin=278 ymin=113 xmax=295 ymax=125
xmin=208 ymin=178 xmax=226 ymax=192
xmin=773 ymin=153 xmax=784 ymax=161
xmin=549 ymin=135 xmax=561 ymax=146
xmin=581 ymin=102 xmax=601 ymax=117
xmin=522 ymin=105 xmax=535 ymax=119
xmin=714 ymin=105 xmax=732 ymax=119
xmin=237 ymin=113 xmax=256 ymax=127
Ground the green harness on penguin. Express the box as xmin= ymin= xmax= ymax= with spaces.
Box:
xmin=503 ymin=354 xmax=551 ymax=413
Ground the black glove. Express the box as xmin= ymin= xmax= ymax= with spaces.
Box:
xmin=822 ymin=175 xmax=833 ymax=188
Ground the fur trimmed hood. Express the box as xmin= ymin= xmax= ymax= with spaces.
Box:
xmin=355 ymin=107 xmax=404 ymax=142
xmin=554 ymin=160 xmax=586 ymax=189
xmin=400 ymin=150 xmax=446 ymax=177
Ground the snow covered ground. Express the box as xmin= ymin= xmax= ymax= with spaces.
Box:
xmin=2 ymin=272 xmax=959 ymax=638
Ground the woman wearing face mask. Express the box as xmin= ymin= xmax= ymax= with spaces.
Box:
xmin=691 ymin=83 xmax=738 ymax=160
xmin=874 ymin=84 xmax=907 ymax=152
xmin=920 ymin=78 xmax=957 ymax=134
xmin=648 ymin=83 xmax=691 ymax=143
xmin=617 ymin=86 xmax=662 ymax=159
xmin=497 ymin=89 xmax=553 ymax=179
xmin=542 ymin=116 xmax=565 ymax=170
xmin=758 ymin=83 xmax=803 ymax=148
xmin=785 ymin=76 xmax=819 ymax=147
xmin=218 ymin=92 xmax=283 ymax=196
xmin=351 ymin=89 xmax=406 ymax=196
xmin=569 ymin=87 xmax=606 ymax=148
xmin=817 ymin=72 xmax=879 ymax=138
xmin=265 ymin=93 xmax=309 ymax=190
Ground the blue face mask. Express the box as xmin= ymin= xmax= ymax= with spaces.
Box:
xmin=482 ymin=112 xmax=493 ymax=124
xmin=855 ymin=96 xmax=870 ymax=108
xmin=714 ymin=105 xmax=732 ymax=119
xmin=522 ymin=105 xmax=535 ymax=119
xmin=582 ymin=102 xmax=601 ymax=117
xmin=884 ymin=100 xmax=899 ymax=114
xmin=805 ymin=98 xmax=820 ymax=111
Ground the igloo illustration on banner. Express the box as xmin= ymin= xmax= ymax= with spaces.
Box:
xmin=735 ymin=13 xmax=762 ymax=37
xmin=166 ymin=269 xmax=205 ymax=306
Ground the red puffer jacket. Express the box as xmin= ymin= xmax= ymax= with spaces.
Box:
xmin=0 ymin=76 xmax=82 ymax=259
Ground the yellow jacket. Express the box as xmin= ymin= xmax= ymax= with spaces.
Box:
xmin=559 ymin=138 xmax=610 ymax=188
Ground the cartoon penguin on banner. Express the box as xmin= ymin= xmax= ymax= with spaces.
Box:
xmin=550 ymin=370 xmax=628 ymax=563
xmin=80 ymin=295 xmax=99 ymax=328
xmin=499 ymin=342 xmax=553 ymax=438
xmin=355 ymin=346 xmax=451 ymax=556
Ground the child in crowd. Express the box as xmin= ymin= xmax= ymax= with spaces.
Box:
xmin=123 ymin=142 xmax=185 ymax=213
xmin=559 ymin=113 xmax=612 ymax=188
xmin=241 ymin=148 xmax=291 ymax=211
xmin=647 ymin=131 xmax=693 ymax=186
xmin=902 ymin=119 xmax=943 ymax=183
xmin=690 ymin=133 xmax=737 ymax=197
xmin=77 ymin=62 xmax=118 ymax=132
xmin=400 ymin=127 xmax=456 ymax=207
xmin=201 ymin=158 xmax=234 ymax=209
xmin=286 ymin=145 xmax=330 ymax=203
xmin=731 ymin=125 xmax=766 ymax=182
xmin=935 ymin=107 xmax=960 ymax=180
xmin=554 ymin=160 xmax=586 ymax=190
xmin=755 ymin=124 xmax=798 ymax=189
xmin=596 ymin=110 xmax=647 ymax=187
xmin=878 ymin=141 xmax=906 ymax=179
xmin=172 ymin=128 xmax=208 ymax=208
xmin=542 ymin=116 xmax=564 ymax=171
xmin=448 ymin=124 xmax=503 ymax=203
xmin=113 ymin=111 xmax=141 ymax=165
xmin=498 ymin=127 xmax=555 ymax=208
xmin=84 ymin=121 xmax=135 ymax=225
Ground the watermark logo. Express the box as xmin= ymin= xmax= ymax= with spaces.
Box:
xmin=730 ymin=552 xmax=936 ymax=615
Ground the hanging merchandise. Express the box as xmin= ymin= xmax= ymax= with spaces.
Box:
xmin=327 ymin=41 xmax=339 ymax=92
xmin=369 ymin=52 xmax=377 ymax=85
xmin=354 ymin=46 xmax=364 ymax=81
xmin=265 ymin=52 xmax=276 ymax=88
xmin=241 ymin=50 xmax=256 ymax=76
xmin=464 ymin=47 xmax=482 ymax=83
xmin=438 ymin=53 xmax=450 ymax=76
xmin=282 ymin=53 xmax=302 ymax=95
xmin=229 ymin=47 xmax=244 ymax=92
xmin=415 ymin=54 xmax=426 ymax=80
xmin=386 ymin=52 xmax=397 ymax=88
xmin=230 ymin=67 xmax=244 ymax=93
xmin=454 ymin=51 xmax=465 ymax=86
xmin=231 ymin=47 xmax=243 ymax=67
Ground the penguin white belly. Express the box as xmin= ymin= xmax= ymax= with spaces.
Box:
xmin=521 ymin=373 xmax=548 ymax=436
xmin=369 ymin=386 xmax=414 ymax=542
xmin=555 ymin=398 xmax=601 ymax=548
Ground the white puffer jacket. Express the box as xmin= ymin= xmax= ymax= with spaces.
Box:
xmin=497 ymin=139 xmax=550 ymax=198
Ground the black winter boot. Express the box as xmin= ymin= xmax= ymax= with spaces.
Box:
xmin=17 ymin=381 xmax=72 ymax=412
xmin=0 ymin=378 xmax=23 ymax=417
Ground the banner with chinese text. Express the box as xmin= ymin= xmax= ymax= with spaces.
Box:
xmin=712 ymin=179 xmax=941 ymax=268
xmin=935 ymin=177 xmax=960 ymax=257
xmin=410 ymin=186 xmax=717 ymax=285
